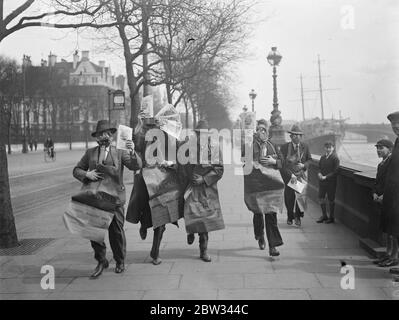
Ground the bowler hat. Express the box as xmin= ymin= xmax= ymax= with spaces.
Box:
xmin=375 ymin=139 xmax=394 ymax=150
xmin=194 ymin=119 xmax=210 ymax=131
xmin=387 ymin=112 xmax=399 ymax=122
xmin=287 ymin=124 xmax=303 ymax=135
xmin=91 ymin=120 xmax=117 ymax=137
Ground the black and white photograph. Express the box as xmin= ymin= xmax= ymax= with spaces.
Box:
xmin=0 ymin=0 xmax=398 ymax=306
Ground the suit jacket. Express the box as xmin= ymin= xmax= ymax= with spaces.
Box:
xmin=280 ymin=141 xmax=312 ymax=184
xmin=73 ymin=145 xmax=142 ymax=206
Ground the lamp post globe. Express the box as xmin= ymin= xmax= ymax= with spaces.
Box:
xmin=266 ymin=46 xmax=286 ymax=145
xmin=249 ymin=89 xmax=257 ymax=112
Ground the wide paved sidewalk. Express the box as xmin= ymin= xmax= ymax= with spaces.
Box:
xmin=0 ymin=163 xmax=397 ymax=300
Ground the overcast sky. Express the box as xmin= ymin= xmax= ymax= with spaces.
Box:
xmin=1 ymin=0 xmax=398 ymax=124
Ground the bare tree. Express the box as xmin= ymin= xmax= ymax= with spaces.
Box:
xmin=0 ymin=0 xmax=122 ymax=248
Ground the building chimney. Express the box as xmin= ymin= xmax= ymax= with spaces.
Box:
xmin=81 ymin=50 xmax=89 ymax=61
xmin=99 ymin=60 xmax=105 ymax=68
xmin=73 ymin=51 xmax=79 ymax=69
xmin=116 ymin=75 xmax=125 ymax=90
xmin=48 ymin=52 xmax=57 ymax=67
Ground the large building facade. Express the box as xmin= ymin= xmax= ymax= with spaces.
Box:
xmin=8 ymin=51 xmax=128 ymax=146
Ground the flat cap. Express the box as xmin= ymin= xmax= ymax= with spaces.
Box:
xmin=375 ymin=139 xmax=394 ymax=149
xmin=387 ymin=111 xmax=399 ymax=122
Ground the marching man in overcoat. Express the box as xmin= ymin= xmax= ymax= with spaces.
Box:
xmin=73 ymin=120 xmax=142 ymax=279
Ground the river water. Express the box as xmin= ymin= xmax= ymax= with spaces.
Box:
xmin=338 ymin=142 xmax=381 ymax=168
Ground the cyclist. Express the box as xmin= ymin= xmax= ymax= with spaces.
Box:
xmin=44 ymin=136 xmax=55 ymax=159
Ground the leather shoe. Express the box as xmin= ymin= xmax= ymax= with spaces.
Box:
xmin=200 ymin=253 xmax=211 ymax=262
xmin=379 ymin=259 xmax=398 ymax=267
xmin=187 ymin=233 xmax=195 ymax=245
xmin=139 ymin=227 xmax=147 ymax=240
xmin=294 ymin=218 xmax=301 ymax=227
xmin=269 ymin=247 xmax=280 ymax=257
xmin=90 ymin=260 xmax=109 ymax=279
xmin=325 ymin=218 xmax=335 ymax=224
xmin=287 ymin=219 xmax=293 ymax=225
xmin=316 ymin=217 xmax=327 ymax=223
xmin=115 ymin=262 xmax=125 ymax=274
xmin=389 ymin=267 xmax=399 ymax=275
xmin=152 ymin=257 xmax=162 ymax=265
xmin=258 ymin=236 xmax=266 ymax=250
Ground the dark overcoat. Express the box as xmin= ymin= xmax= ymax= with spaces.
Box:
xmin=382 ymin=138 xmax=399 ymax=236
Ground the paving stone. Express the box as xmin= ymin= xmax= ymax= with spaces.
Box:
xmin=218 ymin=288 xmax=310 ymax=300
xmin=245 ymin=273 xmax=322 ymax=289
xmin=143 ymin=289 xmax=218 ymax=300
xmin=170 ymin=261 xmax=273 ymax=275
xmin=307 ymin=287 xmax=390 ymax=300
xmin=47 ymin=290 xmax=145 ymax=300
xmin=315 ymin=271 xmax=393 ymax=288
xmin=0 ymin=293 xmax=51 ymax=300
xmin=0 ymin=277 xmax=73 ymax=293
xmin=63 ymin=275 xmax=181 ymax=291
xmin=180 ymin=274 xmax=244 ymax=290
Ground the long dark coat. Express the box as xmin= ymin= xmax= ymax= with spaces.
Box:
xmin=126 ymin=129 xmax=184 ymax=229
xmin=382 ymin=138 xmax=399 ymax=236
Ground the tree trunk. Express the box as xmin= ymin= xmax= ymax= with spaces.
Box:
xmin=0 ymin=99 xmax=18 ymax=248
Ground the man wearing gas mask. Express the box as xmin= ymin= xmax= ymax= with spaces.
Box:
xmin=73 ymin=120 xmax=142 ymax=279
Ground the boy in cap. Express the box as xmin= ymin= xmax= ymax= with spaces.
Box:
xmin=372 ymin=138 xmax=397 ymax=267
xmin=316 ymin=141 xmax=340 ymax=224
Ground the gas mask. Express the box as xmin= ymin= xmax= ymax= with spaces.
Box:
xmin=96 ymin=131 xmax=113 ymax=147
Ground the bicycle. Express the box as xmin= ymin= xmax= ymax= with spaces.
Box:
xmin=44 ymin=147 xmax=56 ymax=162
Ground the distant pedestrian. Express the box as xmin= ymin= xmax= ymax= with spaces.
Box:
xmin=382 ymin=112 xmax=399 ymax=275
xmin=34 ymin=139 xmax=37 ymax=151
xmin=243 ymin=119 xmax=284 ymax=257
xmin=29 ymin=139 xmax=33 ymax=152
xmin=316 ymin=141 xmax=340 ymax=224
xmin=280 ymin=125 xmax=312 ymax=227
xmin=371 ymin=139 xmax=397 ymax=267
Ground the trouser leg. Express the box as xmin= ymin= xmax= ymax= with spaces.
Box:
xmin=91 ymin=240 xmax=107 ymax=263
xmin=320 ymin=203 xmax=328 ymax=218
xmin=150 ymin=225 xmax=166 ymax=260
xmin=391 ymin=236 xmax=399 ymax=259
xmin=328 ymin=201 xmax=335 ymax=220
xmin=264 ymin=213 xmax=283 ymax=248
xmin=108 ymin=207 xmax=126 ymax=264
xmin=253 ymin=213 xmax=265 ymax=240
xmin=199 ymin=232 xmax=209 ymax=253
xmin=284 ymin=188 xmax=295 ymax=220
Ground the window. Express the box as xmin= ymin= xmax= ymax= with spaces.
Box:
xmin=92 ymin=77 xmax=98 ymax=83
xmin=73 ymin=109 xmax=80 ymax=121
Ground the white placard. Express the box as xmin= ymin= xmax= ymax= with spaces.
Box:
xmin=116 ymin=124 xmax=133 ymax=151
xmin=287 ymin=179 xmax=306 ymax=194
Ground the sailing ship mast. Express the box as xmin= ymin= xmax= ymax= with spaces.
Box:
xmin=300 ymin=73 xmax=305 ymax=121
xmin=317 ymin=54 xmax=325 ymax=120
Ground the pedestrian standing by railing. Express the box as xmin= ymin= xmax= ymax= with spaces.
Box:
xmin=280 ymin=125 xmax=312 ymax=227
xmin=316 ymin=141 xmax=340 ymax=224
xmin=382 ymin=112 xmax=399 ymax=276
xmin=371 ymin=139 xmax=397 ymax=267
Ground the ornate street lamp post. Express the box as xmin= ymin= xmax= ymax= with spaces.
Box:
xmin=249 ymin=89 xmax=257 ymax=112
xmin=266 ymin=47 xmax=286 ymax=144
